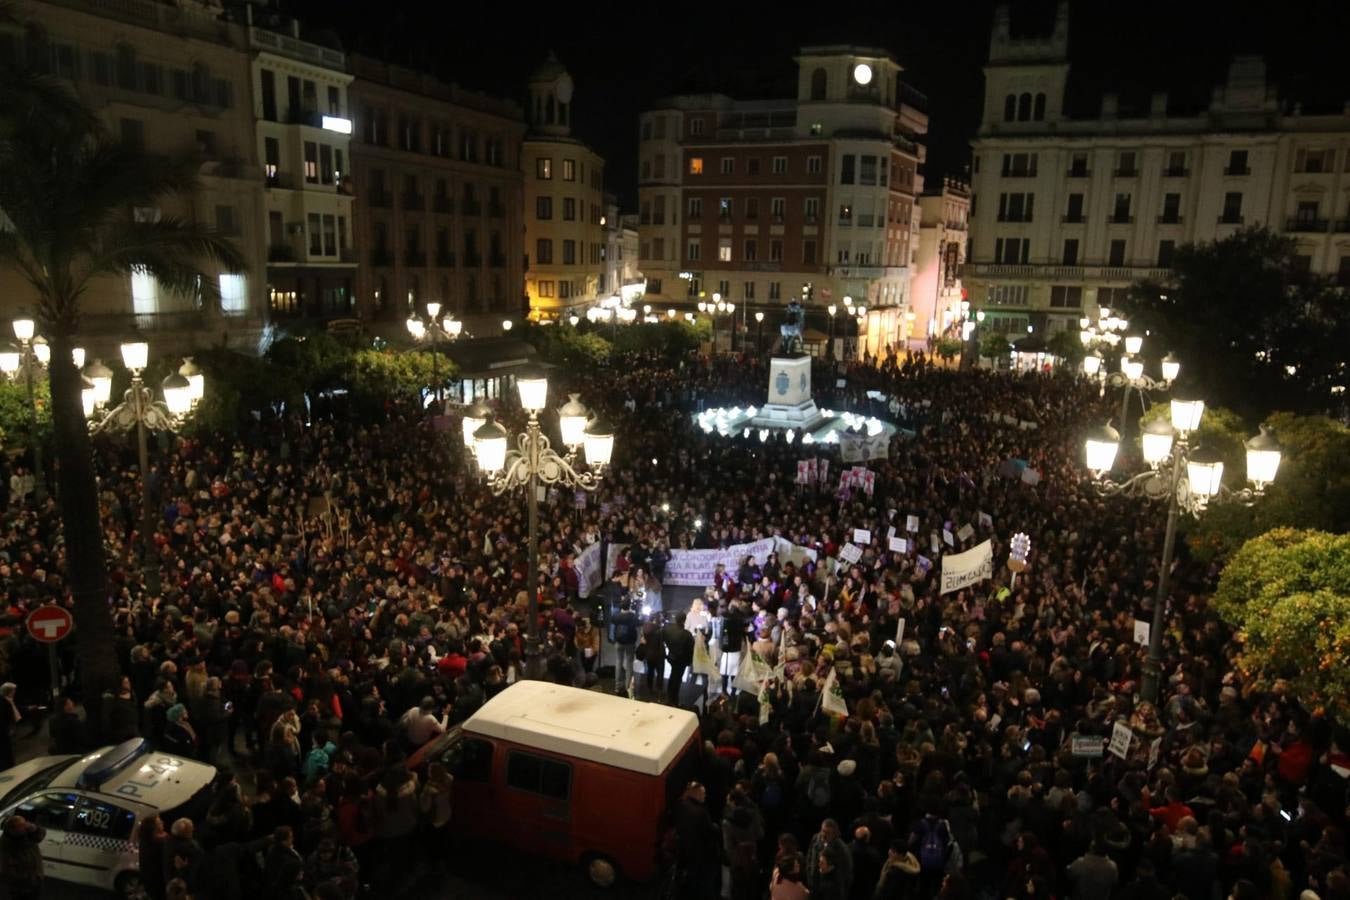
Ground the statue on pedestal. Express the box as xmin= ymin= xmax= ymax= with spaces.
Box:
xmin=778 ymin=300 xmax=804 ymax=355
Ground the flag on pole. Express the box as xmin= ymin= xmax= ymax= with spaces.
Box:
xmin=735 ymin=649 xmax=772 ymax=694
xmin=821 ymin=667 xmax=849 ymax=717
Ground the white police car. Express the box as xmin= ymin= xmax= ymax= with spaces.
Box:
xmin=0 ymin=739 xmax=217 ymax=898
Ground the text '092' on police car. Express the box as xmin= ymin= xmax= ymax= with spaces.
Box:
xmin=0 ymin=738 xmax=217 ymax=898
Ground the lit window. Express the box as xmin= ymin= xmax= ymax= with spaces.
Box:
xmin=718 ymin=239 xmax=732 ymax=262
xmin=536 ymin=158 xmax=552 ymax=180
xmin=689 ymin=157 xmax=704 ymax=175
xmin=772 ymin=156 xmax=787 ymax=174
xmin=562 ymin=159 xmax=576 ymax=181
xmin=130 ymin=267 xmax=158 ymax=315
xmin=219 ymin=274 xmax=248 ymax=315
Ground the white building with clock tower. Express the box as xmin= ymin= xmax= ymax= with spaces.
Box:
xmin=522 ymin=53 xmax=607 ymax=320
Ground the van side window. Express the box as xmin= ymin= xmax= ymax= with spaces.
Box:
xmin=505 ymin=751 xmax=572 ymax=801
xmin=72 ymin=797 xmax=136 ymax=841
xmin=445 ymin=737 xmax=494 ymax=783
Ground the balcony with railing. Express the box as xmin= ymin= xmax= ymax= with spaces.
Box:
xmin=1157 ymin=214 xmax=1183 ymax=225
xmin=463 ymin=200 xmax=482 ymax=216
xmin=1108 ymin=214 xmax=1134 ymax=224
xmin=488 ymin=203 xmax=505 ymax=218
xmin=464 ymin=252 xmax=482 ymax=267
xmin=1061 ymin=214 xmax=1085 ymax=224
xmin=248 ymin=24 xmax=347 ymax=70
xmin=405 ymin=249 xmax=427 ymax=267
xmin=435 ymin=250 xmax=456 ymax=267
xmin=267 ymin=244 xmax=295 ymax=263
xmin=368 ymin=191 xmax=391 ymax=209
xmin=1334 ymin=219 xmax=1350 ymax=233
xmin=78 ymin=310 xmax=208 ymax=336
xmin=489 ymin=254 xmax=506 ymax=268
xmin=401 ymin=192 xmax=424 ymax=211
xmin=1163 ymin=167 xmax=1190 ymax=177
xmin=1113 ymin=167 xmax=1139 ymax=178
xmin=1218 ymin=214 xmax=1245 ymax=225
xmin=1286 ymin=217 xmax=1329 ymax=233
xmin=962 ymin=261 xmax=1173 ymax=282
xmin=371 ymin=248 xmax=393 ymax=267
xmin=1066 ymin=167 xmax=1090 ymax=178
xmin=1223 ymin=166 xmax=1250 ymax=176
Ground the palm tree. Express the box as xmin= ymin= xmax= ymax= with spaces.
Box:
xmin=0 ymin=70 xmax=244 ymax=712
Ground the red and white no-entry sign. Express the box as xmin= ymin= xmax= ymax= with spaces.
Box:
xmin=26 ymin=607 xmax=73 ymax=643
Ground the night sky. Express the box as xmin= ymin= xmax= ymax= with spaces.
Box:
xmin=283 ymin=0 xmax=1350 ymax=210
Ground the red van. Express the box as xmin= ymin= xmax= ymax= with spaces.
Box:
xmin=408 ymin=681 xmax=701 ymax=886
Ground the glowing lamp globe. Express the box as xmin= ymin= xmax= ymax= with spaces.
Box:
xmin=515 ymin=369 xmax=548 ymax=412
xmin=1161 ymin=353 xmax=1180 ymax=383
xmin=1244 ymin=426 xmax=1282 ymax=489
xmin=558 ymin=393 xmax=589 ymax=448
xmin=161 ymin=372 xmax=193 ymax=417
xmin=84 ymin=360 xmax=114 ymax=407
xmin=473 ymin=418 xmax=509 ymax=474
xmin=1186 ymin=446 xmax=1225 ymax=499
xmin=121 ymin=341 xmax=149 ymax=372
xmin=461 ymin=401 xmax=490 ymax=450
xmin=583 ymin=417 xmax=615 ymax=468
xmin=1141 ymin=418 xmax=1175 ymax=466
xmin=1170 ymin=398 xmax=1205 ymax=434
xmin=1085 ymin=423 xmax=1121 ymax=476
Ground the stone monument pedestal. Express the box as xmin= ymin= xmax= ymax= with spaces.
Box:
xmin=751 ymin=355 xmax=823 ymax=432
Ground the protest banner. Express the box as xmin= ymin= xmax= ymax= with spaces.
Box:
xmin=839 ymin=543 xmax=863 ymax=564
xmin=957 ymin=523 xmax=975 ymax=542
xmin=692 ymin=633 xmax=716 ymax=677
xmin=853 ymin=528 xmax=872 ymax=545
xmin=821 ymin=667 xmax=848 ymax=717
xmin=977 ymin=511 xmax=993 ymax=529
xmin=735 ymin=649 xmax=772 ymax=694
xmin=906 ymin=514 xmax=920 ymax=533
xmin=1020 ymin=467 xmax=1042 ymax=486
xmin=943 ymin=529 xmax=955 ymax=548
xmin=1148 ymin=736 xmax=1163 ymax=770
xmin=939 ymin=540 xmax=994 ymax=595
xmin=1108 ymin=721 xmax=1134 ymax=760
xmin=796 ymin=460 xmax=811 ymax=485
xmin=577 ymin=541 xmax=629 ymax=598
xmin=888 ymin=536 xmax=907 ymax=554
xmin=1133 ymin=620 xmax=1151 ymax=646
xmin=895 ymin=617 xmax=906 ymax=645
xmin=662 ymin=537 xmax=779 ymax=587
xmin=1071 ymin=734 xmax=1105 ymax=758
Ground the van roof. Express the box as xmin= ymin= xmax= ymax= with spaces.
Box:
xmin=463 ymin=682 xmax=699 ymax=777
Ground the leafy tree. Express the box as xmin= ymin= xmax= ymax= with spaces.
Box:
xmin=348 ymin=349 xmax=448 ymax=402
xmin=0 ymin=76 xmax=243 ymax=705
xmin=935 ymin=337 xmax=963 ymax=361
xmin=1184 ymin=412 xmax=1350 ymax=562
xmin=0 ymin=377 xmax=50 ymax=450
xmin=1124 ymin=226 xmax=1350 ymax=419
xmin=1046 ymin=329 xmax=1084 ymax=367
xmin=979 ymin=330 xmax=1012 ymax=360
xmin=265 ymin=332 xmax=359 ymax=398
xmin=1214 ymin=529 xmax=1350 ymax=721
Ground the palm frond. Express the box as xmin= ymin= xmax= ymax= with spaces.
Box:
xmin=91 ymin=217 xmax=246 ymax=286
xmin=0 ymin=67 xmax=102 ymax=141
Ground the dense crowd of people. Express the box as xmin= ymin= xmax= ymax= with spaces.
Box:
xmin=0 ymin=343 xmax=1344 ymax=900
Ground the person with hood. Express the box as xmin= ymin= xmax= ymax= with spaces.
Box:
xmin=874 ymin=838 xmax=922 ymax=900
xmin=162 ymin=703 xmax=201 ymax=760
xmin=0 ymin=815 xmax=45 ymax=900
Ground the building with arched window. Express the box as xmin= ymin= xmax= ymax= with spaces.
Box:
xmin=637 ymin=46 xmax=929 ymax=358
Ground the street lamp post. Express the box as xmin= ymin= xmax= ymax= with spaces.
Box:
xmin=827 ymin=304 xmax=838 ymax=359
xmin=754 ymin=311 xmax=764 ymax=355
xmin=86 ymin=341 xmax=200 ymax=595
xmin=407 ymin=301 xmax=461 ymax=404
xmin=473 ymin=370 xmax=614 ymax=676
xmin=1084 ymin=399 xmax=1281 ymax=703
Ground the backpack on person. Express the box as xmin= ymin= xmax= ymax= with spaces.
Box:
xmin=614 ymin=613 xmax=639 ymax=646
xmin=806 ymin=767 xmax=831 ymax=808
xmin=759 ymin=778 xmax=784 ymax=813
xmin=917 ymin=817 xmax=952 ymax=872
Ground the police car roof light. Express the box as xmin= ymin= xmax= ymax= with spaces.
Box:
xmin=77 ymin=738 xmax=151 ymax=790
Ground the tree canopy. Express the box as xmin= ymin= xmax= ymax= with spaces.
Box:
xmin=1214 ymin=528 xmax=1350 ymax=721
xmin=1123 ymin=226 xmax=1349 ymax=420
